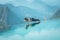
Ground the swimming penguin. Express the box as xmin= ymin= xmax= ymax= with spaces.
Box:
xmin=24 ymin=17 xmax=40 ymax=29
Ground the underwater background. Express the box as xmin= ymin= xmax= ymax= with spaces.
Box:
xmin=0 ymin=0 xmax=60 ymax=40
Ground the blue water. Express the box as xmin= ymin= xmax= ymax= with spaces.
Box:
xmin=0 ymin=18 xmax=60 ymax=40
xmin=0 ymin=0 xmax=60 ymax=40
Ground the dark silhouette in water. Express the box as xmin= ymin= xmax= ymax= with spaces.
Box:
xmin=24 ymin=17 xmax=40 ymax=29
xmin=25 ymin=22 xmax=40 ymax=29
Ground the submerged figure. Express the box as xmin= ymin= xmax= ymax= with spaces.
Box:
xmin=24 ymin=17 xmax=40 ymax=29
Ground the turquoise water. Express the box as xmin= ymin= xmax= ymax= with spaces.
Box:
xmin=0 ymin=0 xmax=60 ymax=40
xmin=0 ymin=19 xmax=60 ymax=40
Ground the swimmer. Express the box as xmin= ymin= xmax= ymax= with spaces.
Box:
xmin=24 ymin=17 xmax=40 ymax=29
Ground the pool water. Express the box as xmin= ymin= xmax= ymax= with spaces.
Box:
xmin=0 ymin=0 xmax=60 ymax=40
xmin=0 ymin=18 xmax=60 ymax=40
